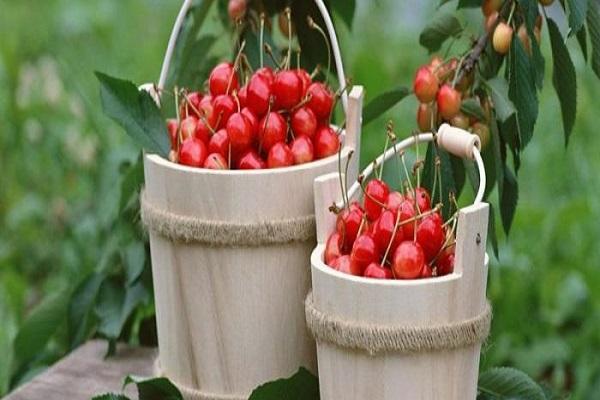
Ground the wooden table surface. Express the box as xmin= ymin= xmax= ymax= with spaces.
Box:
xmin=4 ymin=340 xmax=157 ymax=400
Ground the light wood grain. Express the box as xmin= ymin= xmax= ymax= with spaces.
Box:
xmin=310 ymin=172 xmax=490 ymax=400
xmin=145 ymin=87 xmax=364 ymax=398
xmin=4 ymin=340 xmax=156 ymax=400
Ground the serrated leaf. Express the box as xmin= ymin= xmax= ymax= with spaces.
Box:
xmin=422 ymin=144 xmax=457 ymax=220
xmin=478 ymin=367 xmax=546 ymax=399
xmin=518 ymin=0 xmax=545 ymax=89
xmin=124 ymin=376 xmax=183 ymax=400
xmin=517 ymin=0 xmax=539 ymax=31
xmin=500 ymin=165 xmax=518 ymax=235
xmin=248 ymin=367 xmax=319 ymax=400
xmin=577 ymin=24 xmax=588 ymax=61
xmin=14 ymin=290 xmax=70 ymax=367
xmin=567 ymin=0 xmax=588 ymax=35
xmin=96 ymin=72 xmax=170 ymax=157
xmin=548 ymin=18 xmax=577 ymax=145
xmin=331 ymin=0 xmax=356 ymax=28
xmin=461 ymin=98 xmax=487 ymax=121
xmin=419 ymin=13 xmax=463 ymax=53
xmin=68 ymin=272 xmax=105 ymax=348
xmin=363 ymin=87 xmax=411 ymax=125
xmin=587 ymin=0 xmax=600 ymax=79
xmin=508 ymin=36 xmax=538 ymax=148
xmin=485 ymin=77 xmax=516 ymax=122
xmin=458 ymin=0 xmax=483 ymax=7
xmin=92 ymin=394 xmax=130 ymax=400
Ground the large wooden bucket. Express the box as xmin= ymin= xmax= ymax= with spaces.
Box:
xmin=139 ymin=1 xmax=363 ymax=397
xmin=307 ymin=125 xmax=491 ymax=400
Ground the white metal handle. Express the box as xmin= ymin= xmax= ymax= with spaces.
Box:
xmin=345 ymin=126 xmax=486 ymax=206
xmin=156 ymin=0 xmax=348 ymax=113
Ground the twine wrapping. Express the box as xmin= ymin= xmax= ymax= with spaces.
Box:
xmin=140 ymin=190 xmax=316 ymax=247
xmin=154 ymin=359 xmax=247 ymax=400
xmin=305 ymin=292 xmax=492 ymax=356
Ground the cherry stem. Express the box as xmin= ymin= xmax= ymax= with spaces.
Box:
xmin=174 ymin=87 xmax=182 ymax=150
xmin=233 ymin=91 xmax=241 ymax=112
xmin=507 ymin=1 xmax=516 ymax=25
xmin=307 ymin=16 xmax=331 ymax=84
xmin=259 ymin=13 xmax=265 ymax=68
xmin=258 ymin=99 xmax=273 ymax=154
xmin=415 ymin=131 xmax=421 ymax=188
xmin=358 ymin=175 xmax=388 ymax=210
xmin=328 ymin=79 xmax=351 ymax=125
xmin=264 ymin=43 xmax=284 ymax=70
xmin=451 ymin=55 xmax=467 ymax=88
xmin=431 ymin=217 xmax=457 ymax=265
xmin=337 ymin=142 xmax=347 ymax=210
xmin=378 ymin=135 xmax=389 ymax=180
xmin=436 ymin=155 xmax=443 ymax=207
xmin=400 ymin=151 xmax=414 ymax=195
xmin=310 ymin=64 xmax=321 ymax=79
xmin=183 ymin=92 xmax=216 ymax=135
xmin=286 ymin=7 xmax=292 ymax=69
xmin=227 ymin=40 xmax=246 ymax=95
xmin=296 ymin=49 xmax=301 ymax=69
xmin=381 ymin=209 xmax=402 ymax=266
xmin=344 ymin=149 xmax=354 ymax=208
xmin=290 ymin=93 xmax=313 ymax=112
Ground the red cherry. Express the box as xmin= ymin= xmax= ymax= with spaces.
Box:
xmin=267 ymin=142 xmax=294 ymax=168
xmin=179 ymin=137 xmax=208 ymax=167
xmin=180 ymin=116 xmax=198 ymax=141
xmin=167 ymin=119 xmax=178 ymax=149
xmin=238 ymin=85 xmax=248 ymax=108
xmin=363 ymin=263 xmax=394 ymax=279
xmin=332 ymin=255 xmax=362 ymax=276
xmin=421 ymin=263 xmax=433 ymax=279
xmin=241 ymin=107 xmax=258 ymax=135
xmin=247 ymin=74 xmax=271 ymax=116
xmin=291 ymin=106 xmax=318 ymax=138
xmin=237 ymin=150 xmax=266 ymax=169
xmin=203 ymin=153 xmax=229 ymax=169
xmin=226 ymin=112 xmax=253 ymax=154
xmin=194 ymin=119 xmax=212 ymax=144
xmin=413 ymin=66 xmax=439 ymax=103
xmin=306 ymin=82 xmax=334 ymax=120
xmin=290 ymin=135 xmax=314 ymax=165
xmin=213 ymin=95 xmax=236 ymax=128
xmin=436 ymin=245 xmax=455 ymax=276
xmin=197 ymin=96 xmax=218 ymax=129
xmin=399 ymin=199 xmax=416 ymax=240
xmin=392 ymin=241 xmax=426 ymax=279
xmin=350 ymin=234 xmax=378 ymax=271
xmin=209 ymin=62 xmax=238 ymax=96
xmin=325 ymin=232 xmax=343 ymax=265
xmin=228 ymin=0 xmax=246 ymax=20
xmin=416 ymin=213 xmax=445 ymax=262
xmin=208 ymin=129 xmax=230 ymax=159
xmin=386 ymin=191 xmax=404 ymax=214
xmin=407 ymin=187 xmax=432 ymax=213
xmin=179 ymin=91 xmax=203 ymax=119
xmin=296 ymin=69 xmax=312 ymax=96
xmin=258 ymin=112 xmax=287 ymax=153
xmin=372 ymin=209 xmax=403 ymax=256
xmin=255 ymin=67 xmax=275 ymax=86
xmin=336 ymin=207 xmax=363 ymax=251
xmin=364 ymin=179 xmax=390 ymax=221
xmin=417 ymin=102 xmax=434 ymax=132
xmin=272 ymin=70 xmax=302 ymax=110
xmin=437 ymin=84 xmax=462 ymax=120
xmin=313 ymin=126 xmax=340 ymax=159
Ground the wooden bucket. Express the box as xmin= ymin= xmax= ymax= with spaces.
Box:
xmin=139 ymin=1 xmax=363 ymax=398
xmin=307 ymin=125 xmax=491 ymax=400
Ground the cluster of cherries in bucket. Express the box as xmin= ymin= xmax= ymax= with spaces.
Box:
xmin=166 ymin=61 xmax=339 ymax=170
xmin=325 ymin=181 xmax=455 ymax=280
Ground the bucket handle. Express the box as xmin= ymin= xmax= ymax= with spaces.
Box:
xmin=155 ymin=0 xmax=348 ymax=113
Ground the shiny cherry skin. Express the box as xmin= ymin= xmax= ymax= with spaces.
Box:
xmin=324 ymin=232 xmax=343 ymax=265
xmin=399 ymin=199 xmax=416 ymax=240
xmin=417 ymin=102 xmax=434 ymax=132
xmin=238 ymin=85 xmax=248 ymax=108
xmin=296 ymin=68 xmax=312 ymax=96
xmin=228 ymin=0 xmax=246 ymax=20
xmin=363 ymin=262 xmax=394 ymax=279
xmin=226 ymin=112 xmax=254 ymax=153
xmin=306 ymin=82 xmax=334 ymax=120
xmin=197 ymin=96 xmax=218 ymax=129
xmin=336 ymin=207 xmax=364 ymax=252
xmin=436 ymin=246 xmax=455 ymax=276
xmin=213 ymin=95 xmax=236 ymax=128
xmin=386 ymin=191 xmax=404 ymax=214
xmin=392 ymin=241 xmax=426 ymax=279
xmin=203 ymin=153 xmax=229 ymax=169
xmin=413 ymin=66 xmax=439 ymax=103
xmin=290 ymin=135 xmax=314 ymax=165
xmin=407 ymin=187 xmax=432 ymax=212
xmin=179 ymin=91 xmax=203 ymax=119
xmin=209 ymin=62 xmax=238 ymax=96
xmin=291 ymin=106 xmax=318 ymax=138
xmin=179 ymin=137 xmax=208 ymax=167
xmin=416 ymin=213 xmax=445 ymax=262
xmin=208 ymin=129 xmax=230 ymax=159
xmin=258 ymin=112 xmax=287 ymax=153
xmin=372 ymin=209 xmax=403 ymax=256
xmin=267 ymin=142 xmax=294 ymax=168
xmin=313 ymin=126 xmax=340 ymax=159
xmin=364 ymin=179 xmax=390 ymax=221
xmin=240 ymin=107 xmax=258 ymax=136
xmin=246 ymin=74 xmax=271 ymax=116
xmin=255 ymin=67 xmax=275 ymax=86
xmin=332 ymin=255 xmax=362 ymax=276
xmin=272 ymin=70 xmax=303 ymax=110
xmin=167 ymin=119 xmax=179 ymax=149
xmin=180 ymin=116 xmax=197 ymax=142
xmin=437 ymin=84 xmax=462 ymax=120
xmin=350 ymin=234 xmax=379 ymax=271
xmin=237 ymin=150 xmax=266 ymax=169
xmin=420 ymin=263 xmax=433 ymax=279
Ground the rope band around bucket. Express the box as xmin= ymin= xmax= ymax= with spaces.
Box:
xmin=305 ymin=292 xmax=492 ymax=356
xmin=154 ymin=360 xmax=246 ymax=400
xmin=140 ymin=190 xmax=316 ymax=246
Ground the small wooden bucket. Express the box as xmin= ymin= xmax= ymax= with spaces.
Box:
xmin=307 ymin=125 xmax=491 ymax=400
xmin=140 ymin=1 xmax=363 ymax=398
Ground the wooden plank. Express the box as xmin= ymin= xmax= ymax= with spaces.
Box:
xmin=4 ymin=340 xmax=156 ymax=400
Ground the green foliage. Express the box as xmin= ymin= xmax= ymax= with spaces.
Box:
xmin=249 ymin=368 xmax=320 ymax=400
xmin=419 ymin=13 xmax=463 ymax=53
xmin=477 ymin=367 xmax=547 ymax=399
xmin=123 ymin=375 xmax=183 ymax=400
xmin=363 ymin=87 xmax=411 ymax=125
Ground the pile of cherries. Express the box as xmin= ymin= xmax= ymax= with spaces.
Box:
xmin=166 ymin=61 xmax=339 ymax=170
xmin=324 ymin=180 xmax=455 ymax=280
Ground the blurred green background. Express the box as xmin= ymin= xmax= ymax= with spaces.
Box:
xmin=1 ymin=0 xmax=599 ymax=398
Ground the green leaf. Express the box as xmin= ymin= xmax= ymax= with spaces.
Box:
xmin=124 ymin=376 xmax=183 ymax=400
xmin=119 ymin=154 xmax=143 ymax=214
xmin=567 ymin=0 xmax=588 ymax=35
xmin=363 ymin=87 xmax=410 ymax=125
xmin=438 ymin=0 xmax=454 ymax=7
xmin=248 ymin=367 xmax=319 ymax=400
xmin=96 ymin=72 xmax=170 ymax=157
xmin=457 ymin=0 xmax=483 ymax=7
xmin=548 ymin=18 xmax=578 ymax=145
xmin=485 ymin=77 xmax=516 ymax=123
xmin=478 ymin=367 xmax=546 ymax=399
xmin=122 ymin=242 xmax=146 ymax=287
xmin=517 ymin=0 xmax=539 ymax=32
xmin=96 ymin=280 xmax=149 ymax=340
xmin=490 ymin=115 xmax=505 ymax=201
xmin=577 ymin=24 xmax=588 ymax=61
xmin=587 ymin=0 xmax=600 ymax=79
xmin=517 ymin=0 xmax=545 ymax=88
xmin=508 ymin=36 xmax=538 ymax=148
xmin=422 ymin=143 xmax=457 ymax=220
xmin=92 ymin=394 xmax=130 ymax=400
xmin=13 ymin=290 xmax=70 ymax=366
xmin=500 ymin=165 xmax=518 ymax=235
xmin=331 ymin=0 xmax=356 ymax=28
xmin=419 ymin=13 xmax=463 ymax=53
xmin=488 ymin=204 xmax=500 ymax=259
xmin=460 ymin=98 xmax=487 ymax=121
xmin=68 ymin=272 xmax=105 ymax=348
